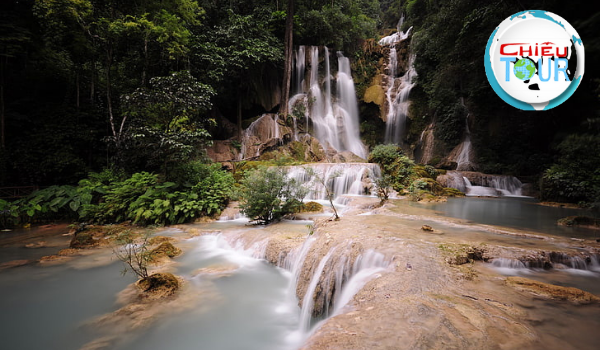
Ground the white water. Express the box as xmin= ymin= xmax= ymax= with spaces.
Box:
xmin=289 ymin=46 xmax=367 ymax=159
xmin=286 ymin=163 xmax=381 ymax=203
xmin=442 ymin=171 xmax=524 ymax=197
xmin=298 ymin=246 xmax=337 ymax=333
xmin=331 ymin=249 xmax=389 ymax=315
xmin=454 ymin=97 xmax=475 ymax=171
xmin=379 ymin=17 xmax=417 ymax=145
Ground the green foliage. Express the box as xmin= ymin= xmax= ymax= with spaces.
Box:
xmin=238 ymin=167 xmax=307 ymax=225
xmin=89 ymin=166 xmax=233 ymax=225
xmin=295 ymin=0 xmax=379 ymax=52
xmin=1 ymin=164 xmax=234 ymax=228
xmin=368 ymin=144 xmax=402 ymax=166
xmin=542 ymin=134 xmax=600 ymax=204
xmin=369 ymin=144 xmax=416 ymax=191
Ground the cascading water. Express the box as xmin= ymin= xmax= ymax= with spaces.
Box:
xmin=289 ymin=46 xmax=367 ymax=159
xmin=440 ymin=170 xmax=524 ymax=197
xmin=286 ymin=163 xmax=381 ymax=203
xmin=279 ymin=238 xmax=391 ymax=338
xmin=379 ymin=16 xmax=417 ymax=145
xmin=454 ymin=97 xmax=475 ymax=171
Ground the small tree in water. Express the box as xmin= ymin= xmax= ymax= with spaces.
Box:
xmin=304 ymin=167 xmax=341 ymax=221
xmin=113 ymin=231 xmax=150 ymax=279
xmin=239 ymin=167 xmax=307 ymax=225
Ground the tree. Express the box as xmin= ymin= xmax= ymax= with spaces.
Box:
xmin=117 ymin=71 xmax=215 ymax=175
xmin=239 ymin=166 xmax=307 ymax=225
xmin=280 ymin=0 xmax=294 ymax=119
xmin=113 ymin=231 xmax=150 ymax=279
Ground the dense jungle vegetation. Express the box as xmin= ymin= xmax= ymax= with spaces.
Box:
xmin=0 ymin=0 xmax=598 ymax=227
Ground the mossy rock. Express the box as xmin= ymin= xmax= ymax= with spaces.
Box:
xmin=69 ymin=225 xmax=130 ymax=248
xmin=148 ymin=236 xmax=175 ymax=245
xmin=557 ymin=216 xmax=600 ymax=228
xmin=70 ymin=232 xmax=96 ymax=248
xmin=136 ymin=272 xmax=179 ymax=298
xmin=442 ymin=187 xmax=465 ymax=197
xmin=148 ymin=242 xmax=182 ymax=262
xmin=299 ymin=201 xmax=324 ymax=213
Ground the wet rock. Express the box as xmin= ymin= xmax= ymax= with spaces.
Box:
xmin=137 ymin=272 xmax=180 ymax=298
xmin=558 ymin=216 xmax=600 ymax=229
xmin=25 ymin=241 xmax=46 ymax=248
xmin=0 ymin=259 xmax=34 ymax=270
xmin=506 ymin=277 xmax=600 ymax=304
xmin=148 ymin=242 xmax=182 ymax=264
xmin=300 ymin=201 xmax=324 ymax=213
xmin=421 ymin=225 xmax=433 ymax=232
xmin=148 ymin=236 xmax=175 ymax=246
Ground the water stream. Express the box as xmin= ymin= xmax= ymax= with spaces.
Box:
xmin=289 ymin=46 xmax=367 ymax=158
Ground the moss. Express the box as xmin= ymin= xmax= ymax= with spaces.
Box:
xmin=557 ymin=216 xmax=600 ymax=228
xmin=148 ymin=236 xmax=174 ymax=246
xmin=149 ymin=242 xmax=182 ymax=261
xmin=137 ymin=272 xmax=179 ymax=297
xmin=442 ymin=187 xmax=465 ymax=197
xmin=70 ymin=232 xmax=95 ymax=248
xmin=299 ymin=201 xmax=324 ymax=213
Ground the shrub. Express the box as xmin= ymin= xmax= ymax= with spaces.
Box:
xmin=238 ymin=167 xmax=307 ymax=225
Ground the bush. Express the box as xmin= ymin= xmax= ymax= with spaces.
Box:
xmin=238 ymin=167 xmax=307 ymax=225
xmin=542 ymin=134 xmax=600 ymax=204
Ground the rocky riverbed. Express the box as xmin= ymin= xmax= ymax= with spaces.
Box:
xmin=1 ymin=197 xmax=599 ymax=350
xmin=210 ymin=196 xmax=600 ymax=350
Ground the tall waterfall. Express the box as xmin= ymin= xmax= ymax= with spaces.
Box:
xmin=379 ymin=17 xmax=417 ymax=145
xmin=289 ymin=46 xmax=367 ymax=159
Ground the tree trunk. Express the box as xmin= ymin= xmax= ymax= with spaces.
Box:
xmin=237 ymin=85 xmax=242 ymax=141
xmin=76 ymin=68 xmax=80 ymax=111
xmin=280 ymin=0 xmax=294 ymax=119
xmin=0 ymin=56 xmax=5 ymax=149
xmin=106 ymin=44 xmax=116 ymax=139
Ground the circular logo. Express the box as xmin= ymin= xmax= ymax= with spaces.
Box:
xmin=485 ymin=10 xmax=585 ymax=110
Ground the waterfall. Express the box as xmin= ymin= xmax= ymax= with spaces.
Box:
xmin=454 ymin=97 xmax=475 ymax=171
xmin=289 ymin=46 xmax=367 ymax=159
xmin=439 ymin=171 xmax=525 ymax=197
xmin=331 ymin=250 xmax=389 ymax=315
xmin=286 ymin=163 xmax=381 ymax=203
xmin=295 ymin=45 xmax=306 ymax=94
xmin=379 ymin=17 xmax=417 ymax=145
xmin=298 ymin=247 xmax=336 ymax=333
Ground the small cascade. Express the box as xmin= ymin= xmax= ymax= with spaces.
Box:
xmin=379 ymin=17 xmax=416 ymax=145
xmin=298 ymin=247 xmax=336 ymax=333
xmin=453 ymin=97 xmax=475 ymax=171
xmin=289 ymin=46 xmax=367 ymax=159
xmin=281 ymin=239 xmax=392 ymax=337
xmin=489 ymin=253 xmax=600 ymax=275
xmin=331 ymin=249 xmax=389 ymax=315
xmin=286 ymin=163 xmax=381 ymax=203
xmin=438 ymin=171 xmax=524 ymax=197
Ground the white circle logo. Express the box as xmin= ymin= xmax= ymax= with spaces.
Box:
xmin=485 ymin=10 xmax=585 ymax=110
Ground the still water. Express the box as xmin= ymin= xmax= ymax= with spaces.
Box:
xmin=421 ymin=197 xmax=599 ymax=239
